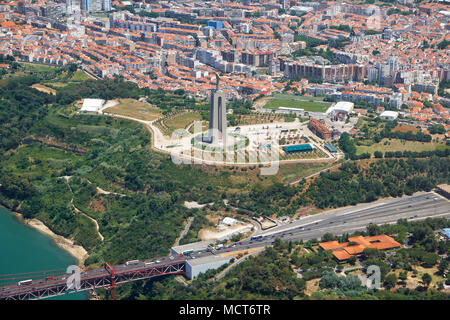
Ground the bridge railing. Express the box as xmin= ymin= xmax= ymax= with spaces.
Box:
xmin=0 ymin=261 xmax=186 ymax=301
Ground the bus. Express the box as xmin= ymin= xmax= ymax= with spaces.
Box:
xmin=182 ymin=250 xmax=194 ymax=256
xmin=251 ymin=235 xmax=263 ymax=241
xmin=18 ymin=279 xmax=33 ymax=286
xmin=125 ymin=260 xmax=140 ymax=266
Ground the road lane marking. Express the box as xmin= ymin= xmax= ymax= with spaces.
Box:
xmin=335 ymin=202 xmax=386 ymax=216
xmin=261 ymin=220 xmax=323 ymax=237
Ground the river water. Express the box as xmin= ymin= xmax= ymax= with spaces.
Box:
xmin=0 ymin=206 xmax=88 ymax=300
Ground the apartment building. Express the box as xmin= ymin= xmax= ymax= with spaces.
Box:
xmin=308 ymin=118 xmax=332 ymax=140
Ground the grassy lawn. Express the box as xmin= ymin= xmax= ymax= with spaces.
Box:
xmin=21 ymin=63 xmax=56 ymax=73
xmin=105 ymin=98 xmax=162 ymax=121
xmin=356 ymin=138 xmax=449 ymax=155
xmin=264 ymin=93 xmax=331 ymax=112
xmin=356 ymin=118 xmax=385 ymax=134
xmin=279 ymin=148 xmax=329 ymax=161
xmin=256 ymin=68 xmax=269 ymax=75
xmin=164 ymin=112 xmax=202 ymax=133
xmin=276 ymin=161 xmax=337 ymax=184
xmin=44 ymin=70 xmax=95 ymax=87
xmin=69 ymin=70 xmax=94 ymax=81
xmin=231 ymin=113 xmax=302 ymax=126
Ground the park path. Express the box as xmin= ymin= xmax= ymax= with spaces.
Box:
xmin=210 ymin=250 xmax=263 ymax=282
xmin=61 ymin=176 xmax=104 ymax=242
xmin=173 ymin=217 xmax=195 ymax=247
xmin=289 ymin=160 xmax=348 ymax=186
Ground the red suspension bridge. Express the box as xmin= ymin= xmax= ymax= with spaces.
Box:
xmin=0 ymin=255 xmax=187 ymax=300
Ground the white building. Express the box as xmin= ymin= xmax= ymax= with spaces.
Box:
xmin=379 ymin=110 xmax=399 ymax=121
xmin=185 ymin=255 xmax=232 ymax=279
xmin=326 ymin=101 xmax=354 ymax=115
xmin=290 ymin=6 xmax=314 ymax=15
xmin=80 ymin=98 xmax=105 ymax=113
xmin=222 ymin=217 xmax=237 ymax=226
xmin=389 ymin=92 xmax=403 ymax=109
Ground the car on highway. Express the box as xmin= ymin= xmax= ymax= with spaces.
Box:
xmin=18 ymin=280 xmax=33 ymax=286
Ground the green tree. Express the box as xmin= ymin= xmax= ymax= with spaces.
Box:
xmin=319 ymin=271 xmax=340 ymax=289
xmin=422 ymin=253 xmax=439 ymax=267
xmin=338 ymin=274 xmax=362 ymax=291
xmin=383 ymin=273 xmax=397 ymax=289
xmin=321 ymin=232 xmax=336 ymax=242
xmin=399 ymin=271 xmax=408 ymax=281
xmin=421 ymin=273 xmax=432 ymax=287
xmin=348 ymin=255 xmax=356 ymax=266
xmin=438 ymin=259 xmax=448 ymax=275
xmin=374 ymin=151 xmax=383 ymax=159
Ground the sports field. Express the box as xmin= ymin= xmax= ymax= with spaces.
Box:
xmin=264 ymin=94 xmax=332 ymax=112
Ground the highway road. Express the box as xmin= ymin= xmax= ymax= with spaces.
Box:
xmin=219 ymin=191 xmax=450 ymax=251
xmin=1 ymin=191 xmax=448 ymax=299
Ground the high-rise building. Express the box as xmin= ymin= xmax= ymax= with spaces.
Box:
xmin=67 ymin=0 xmax=107 ymax=13
xmin=66 ymin=0 xmax=81 ymax=14
xmin=102 ymin=0 xmax=111 ymax=12
xmin=208 ymin=74 xmax=227 ymax=147
xmin=387 ymin=55 xmax=399 ymax=76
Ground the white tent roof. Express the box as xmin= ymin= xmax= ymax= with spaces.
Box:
xmin=326 ymin=101 xmax=354 ymax=114
xmin=222 ymin=217 xmax=237 ymax=225
xmin=380 ymin=110 xmax=399 ymax=118
xmin=81 ymin=98 xmax=105 ymax=112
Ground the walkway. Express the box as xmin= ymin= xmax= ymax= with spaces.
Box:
xmin=61 ymin=176 xmax=105 ymax=242
xmin=174 ymin=217 xmax=195 ymax=247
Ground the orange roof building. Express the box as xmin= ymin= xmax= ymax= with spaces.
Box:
xmin=319 ymin=234 xmax=402 ymax=262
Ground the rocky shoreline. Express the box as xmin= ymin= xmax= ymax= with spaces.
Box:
xmin=1 ymin=204 xmax=89 ymax=266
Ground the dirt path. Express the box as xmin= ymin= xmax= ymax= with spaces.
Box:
xmin=252 ymin=97 xmax=269 ymax=110
xmin=62 ymin=176 xmax=104 ymax=242
xmin=211 ymin=249 xmax=263 ymax=282
xmin=173 ymin=217 xmax=195 ymax=247
xmin=289 ymin=160 xmax=348 ymax=185
xmin=31 ymin=83 xmax=56 ymax=95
